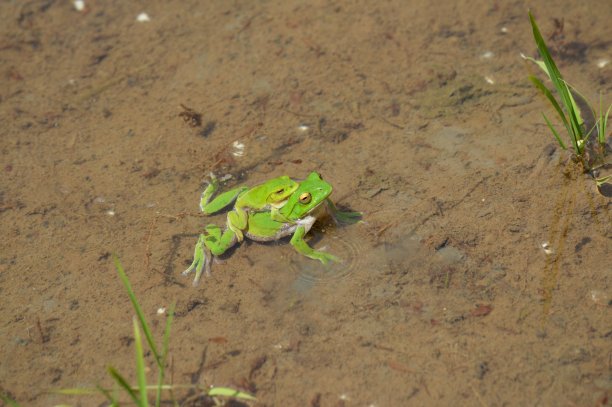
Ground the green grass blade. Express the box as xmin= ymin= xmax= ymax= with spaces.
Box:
xmin=529 ymin=75 xmax=571 ymax=133
xmin=528 ymin=12 xmax=571 ymax=108
xmin=564 ymin=81 xmax=585 ymax=149
xmin=161 ymin=304 xmax=174 ymax=365
xmin=521 ymin=53 xmax=549 ymax=76
xmin=542 ymin=113 xmax=567 ymax=149
xmin=155 ymin=367 xmax=164 ymax=407
xmin=155 ymin=303 xmax=175 ymax=407
xmin=563 ymin=80 xmax=592 ymax=128
xmin=207 ymin=386 xmax=257 ymax=401
xmin=108 ymin=366 xmax=140 ymax=405
xmin=599 ymin=97 xmax=611 ymax=144
xmin=0 ymin=392 xmax=22 ymax=407
xmin=595 ymin=175 xmax=612 ymax=187
xmin=583 ymin=123 xmax=597 ymax=143
xmin=133 ymin=317 xmax=149 ymax=407
xmin=95 ymin=384 xmax=118 ymax=405
xmin=113 ymin=256 xmax=161 ymax=367
xmin=529 ymin=11 xmax=584 ymax=151
xmin=51 ymin=388 xmax=99 ymax=395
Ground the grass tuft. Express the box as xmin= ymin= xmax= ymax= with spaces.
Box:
xmin=50 ymin=256 xmax=255 ymax=406
xmin=523 ymin=11 xmax=610 ymax=173
xmin=0 ymin=392 xmax=22 ymax=407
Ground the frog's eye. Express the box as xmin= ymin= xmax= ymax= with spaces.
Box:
xmin=299 ymin=192 xmax=312 ymax=204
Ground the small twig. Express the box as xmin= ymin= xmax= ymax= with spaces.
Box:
xmin=377 ymin=115 xmax=405 ymax=129
xmin=36 ymin=317 xmax=48 ymax=344
xmin=143 ymin=215 xmax=159 ymax=275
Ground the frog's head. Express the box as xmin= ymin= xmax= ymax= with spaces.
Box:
xmin=280 ymin=172 xmax=332 ymax=219
xmin=265 ymin=176 xmax=299 ymax=205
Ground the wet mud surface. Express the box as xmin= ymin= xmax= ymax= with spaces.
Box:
xmin=1 ymin=0 xmax=611 ymax=405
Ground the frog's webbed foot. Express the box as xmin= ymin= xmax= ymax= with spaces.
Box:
xmin=312 ymin=249 xmax=341 ymax=264
xmin=199 ymin=174 xmax=219 ymax=212
xmin=326 ymin=199 xmax=362 ymax=225
xmin=183 ymin=234 xmax=212 ymax=286
xmin=290 ymin=225 xmax=342 ymax=265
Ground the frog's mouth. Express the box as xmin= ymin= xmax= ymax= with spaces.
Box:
xmin=269 ymin=199 xmax=288 ymax=209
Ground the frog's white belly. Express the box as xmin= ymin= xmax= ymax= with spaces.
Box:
xmin=245 ymin=215 xmax=317 ymax=242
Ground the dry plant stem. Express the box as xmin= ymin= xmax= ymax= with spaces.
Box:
xmin=143 ymin=215 xmax=158 ymax=275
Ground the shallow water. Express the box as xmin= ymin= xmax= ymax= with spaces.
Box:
xmin=1 ymin=0 xmax=611 ymax=405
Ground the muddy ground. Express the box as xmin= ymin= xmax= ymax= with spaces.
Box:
xmin=1 ymin=0 xmax=610 ymax=406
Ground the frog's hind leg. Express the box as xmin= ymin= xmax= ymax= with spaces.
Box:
xmin=182 ymin=234 xmax=212 ymax=286
xmin=202 ymin=224 xmax=238 ymax=256
xmin=226 ymin=208 xmax=247 ymax=242
xmin=199 ymin=176 xmax=248 ymax=215
xmin=183 ymin=224 xmax=238 ymax=286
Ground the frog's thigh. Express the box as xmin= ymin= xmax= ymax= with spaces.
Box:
xmin=226 ymin=211 xmax=245 ymax=242
xmin=204 ymin=224 xmax=238 ymax=256
xmin=201 ymin=186 xmax=248 ymax=214
xmin=228 ymin=207 xmax=248 ymax=230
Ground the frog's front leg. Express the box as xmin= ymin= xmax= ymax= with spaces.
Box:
xmin=289 ymin=217 xmax=341 ymax=264
xmin=199 ymin=176 xmax=248 ymax=215
xmin=183 ymin=224 xmax=238 ymax=285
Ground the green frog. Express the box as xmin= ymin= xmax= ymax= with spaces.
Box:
xmin=199 ymin=174 xmax=299 ymax=242
xmin=183 ymin=172 xmax=360 ymax=285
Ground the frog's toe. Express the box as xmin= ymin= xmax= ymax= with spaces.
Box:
xmin=192 ymin=255 xmax=212 ymax=286
xmin=317 ymin=252 xmax=341 ymax=264
xmin=183 ymin=235 xmax=212 ymax=286
xmin=183 ymin=254 xmax=212 ymax=286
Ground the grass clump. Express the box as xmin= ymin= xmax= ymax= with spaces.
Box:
xmin=54 ymin=256 xmax=256 ymax=406
xmin=522 ymin=11 xmax=610 ymax=181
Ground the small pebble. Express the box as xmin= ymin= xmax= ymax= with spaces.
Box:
xmin=540 ymin=241 xmax=553 ymax=255
xmin=73 ymin=0 xmax=85 ymax=11
xmin=136 ymin=12 xmax=151 ymax=22
xmin=590 ymin=290 xmax=609 ymax=306
xmin=232 ymin=141 xmax=245 ymax=157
